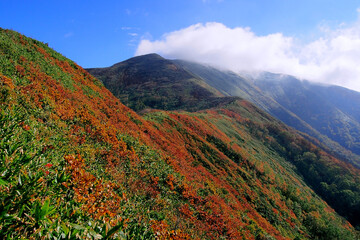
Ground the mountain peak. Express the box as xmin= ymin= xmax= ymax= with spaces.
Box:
xmin=134 ymin=52 xmax=164 ymax=59
xmin=87 ymin=54 xmax=226 ymax=112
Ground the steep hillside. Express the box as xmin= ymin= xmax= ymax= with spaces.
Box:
xmin=144 ymin=101 xmax=360 ymax=236
xmin=86 ymin=53 xmax=360 ymax=235
xmin=89 ymin=55 xmax=360 ymax=168
xmin=1 ymin=29 xmax=360 ymax=239
xmin=87 ymin=54 xmax=226 ymax=112
xmin=174 ymin=60 xmax=360 ymax=168
xmin=251 ymin=72 xmax=360 ymax=155
xmin=173 ymin=60 xmax=320 ymax=138
xmin=0 ymin=28 xmax=171 ymax=239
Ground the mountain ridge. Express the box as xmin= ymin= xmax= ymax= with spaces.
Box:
xmin=172 ymin=59 xmax=360 ymax=168
xmin=87 ymin=54 xmax=231 ymax=112
xmin=249 ymin=72 xmax=360 ymax=162
xmin=87 ymin=53 xmax=360 ymax=233
xmin=88 ymin=54 xmax=360 ymax=168
xmin=1 ymin=30 xmax=360 ymax=239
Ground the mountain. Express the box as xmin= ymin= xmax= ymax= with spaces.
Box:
xmin=88 ymin=53 xmax=360 ymax=234
xmin=250 ymin=72 xmax=360 ymax=155
xmin=89 ymin=55 xmax=360 ymax=168
xmin=87 ymin=54 xmax=231 ymax=112
xmin=172 ymin=60 xmax=360 ymax=169
xmin=1 ymin=30 xmax=360 ymax=239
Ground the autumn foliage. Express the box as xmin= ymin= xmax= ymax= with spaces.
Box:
xmin=0 ymin=28 xmax=359 ymax=239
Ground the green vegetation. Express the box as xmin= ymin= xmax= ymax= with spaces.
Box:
xmin=144 ymin=105 xmax=359 ymax=239
xmin=265 ymin=122 xmax=360 ymax=228
xmin=1 ymin=28 xmax=359 ymax=239
xmin=251 ymin=72 xmax=360 ymax=166
xmin=174 ymin=60 xmax=360 ymax=168
xmin=0 ymin=29 xmax=190 ymax=239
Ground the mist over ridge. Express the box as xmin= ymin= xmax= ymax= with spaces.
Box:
xmin=136 ymin=19 xmax=360 ymax=92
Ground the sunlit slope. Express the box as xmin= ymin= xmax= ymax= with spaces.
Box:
xmin=0 ymin=28 xmax=195 ymax=239
xmin=144 ymin=99 xmax=360 ymax=239
xmin=175 ymin=60 xmax=360 ymax=168
xmin=1 ymin=29 xmax=359 ymax=239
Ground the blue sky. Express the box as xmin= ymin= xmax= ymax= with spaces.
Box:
xmin=1 ymin=0 xmax=358 ymax=67
xmin=2 ymin=0 xmax=360 ymax=90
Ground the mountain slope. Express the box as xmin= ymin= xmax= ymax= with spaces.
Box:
xmin=1 ymin=30 xmax=360 ymax=239
xmin=89 ymin=55 xmax=360 ymax=168
xmin=87 ymin=54 xmax=229 ymax=112
xmin=144 ymin=101 xmax=360 ymax=239
xmin=87 ymin=53 xmax=360 ymax=234
xmin=172 ymin=60 xmax=360 ymax=168
xmin=173 ymin=60 xmax=320 ymax=134
xmin=251 ymin=72 xmax=360 ymax=155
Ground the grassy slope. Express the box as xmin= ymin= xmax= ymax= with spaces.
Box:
xmin=175 ymin=60 xmax=360 ymax=168
xmin=0 ymin=28 xmax=193 ymax=239
xmin=0 ymin=29 xmax=359 ymax=239
xmin=144 ymin=100 xmax=360 ymax=239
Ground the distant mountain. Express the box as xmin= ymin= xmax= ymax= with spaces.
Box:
xmin=5 ymin=30 xmax=360 ymax=239
xmin=173 ymin=60 xmax=316 ymax=130
xmin=87 ymin=54 xmax=234 ymax=112
xmin=249 ymin=72 xmax=360 ymax=159
xmin=171 ymin=60 xmax=360 ymax=168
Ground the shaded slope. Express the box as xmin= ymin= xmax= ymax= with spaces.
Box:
xmin=251 ymin=73 xmax=360 ymax=161
xmin=87 ymin=54 xmax=226 ymax=112
xmin=1 ymin=29 xmax=359 ymax=239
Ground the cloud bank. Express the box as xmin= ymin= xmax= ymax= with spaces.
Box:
xmin=136 ymin=19 xmax=360 ymax=92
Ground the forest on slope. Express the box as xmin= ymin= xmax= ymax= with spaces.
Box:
xmin=0 ymin=29 xmax=359 ymax=239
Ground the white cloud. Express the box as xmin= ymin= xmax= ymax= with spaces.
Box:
xmin=136 ymin=18 xmax=360 ymax=92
